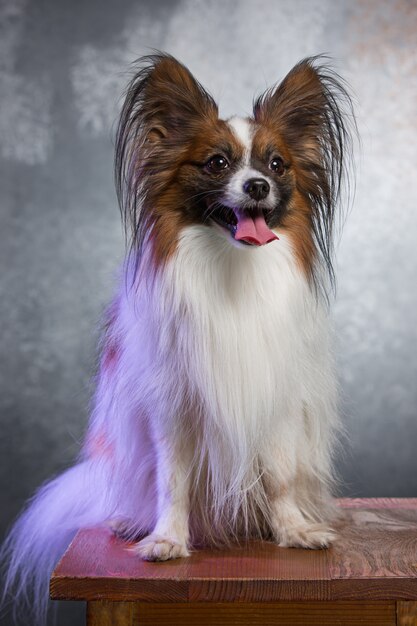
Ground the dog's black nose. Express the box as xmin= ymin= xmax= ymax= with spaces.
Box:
xmin=243 ymin=178 xmax=270 ymax=201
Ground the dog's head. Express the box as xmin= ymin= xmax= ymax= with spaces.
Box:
xmin=116 ymin=53 xmax=354 ymax=287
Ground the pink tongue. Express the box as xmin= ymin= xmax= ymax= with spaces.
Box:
xmin=234 ymin=210 xmax=278 ymax=246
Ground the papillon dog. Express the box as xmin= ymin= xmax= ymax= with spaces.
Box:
xmin=2 ymin=53 xmax=354 ymax=623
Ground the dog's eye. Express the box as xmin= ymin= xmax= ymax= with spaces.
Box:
xmin=206 ymin=155 xmax=229 ymax=172
xmin=269 ymin=157 xmax=285 ymax=175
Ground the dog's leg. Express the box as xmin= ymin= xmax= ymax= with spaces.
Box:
xmin=263 ymin=437 xmax=336 ymax=550
xmin=269 ymin=483 xmax=336 ymax=549
xmin=130 ymin=432 xmax=191 ymax=561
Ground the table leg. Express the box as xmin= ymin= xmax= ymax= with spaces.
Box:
xmin=87 ymin=601 xmax=136 ymax=626
xmin=397 ymin=601 xmax=417 ymax=626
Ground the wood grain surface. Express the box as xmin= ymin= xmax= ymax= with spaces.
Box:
xmin=86 ymin=600 xmax=397 ymax=626
xmin=50 ymin=499 xmax=417 ymax=604
xmin=397 ymin=601 xmax=417 ymax=625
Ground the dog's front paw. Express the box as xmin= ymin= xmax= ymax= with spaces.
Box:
xmin=130 ymin=533 xmax=190 ymax=561
xmin=278 ymin=523 xmax=336 ymax=549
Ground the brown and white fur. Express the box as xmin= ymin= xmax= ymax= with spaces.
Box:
xmin=2 ymin=53 xmax=354 ymax=622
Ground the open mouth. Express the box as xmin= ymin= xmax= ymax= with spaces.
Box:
xmin=209 ymin=204 xmax=278 ymax=246
xmin=210 ymin=205 xmax=238 ymax=235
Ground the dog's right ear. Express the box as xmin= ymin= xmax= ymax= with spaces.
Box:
xmin=115 ymin=54 xmax=218 ymax=257
xmin=119 ymin=53 xmax=218 ymax=147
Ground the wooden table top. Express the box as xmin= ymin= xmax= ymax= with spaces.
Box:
xmin=50 ymin=498 xmax=417 ymax=603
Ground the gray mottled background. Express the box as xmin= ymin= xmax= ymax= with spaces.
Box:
xmin=1 ymin=0 xmax=416 ymax=624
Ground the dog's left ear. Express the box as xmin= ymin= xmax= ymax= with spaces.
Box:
xmin=254 ymin=57 xmax=355 ymax=286
xmin=254 ymin=56 xmax=351 ymax=184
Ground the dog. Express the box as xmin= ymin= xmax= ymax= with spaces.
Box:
xmin=2 ymin=53 xmax=354 ymax=622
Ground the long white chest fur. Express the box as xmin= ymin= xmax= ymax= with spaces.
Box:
xmin=114 ymin=225 xmax=338 ymax=549
xmin=165 ymin=226 xmax=319 ymax=440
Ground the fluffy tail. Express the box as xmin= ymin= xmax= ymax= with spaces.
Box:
xmin=1 ymin=460 xmax=110 ymax=625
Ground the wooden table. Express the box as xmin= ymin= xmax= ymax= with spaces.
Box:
xmin=50 ymin=498 xmax=417 ymax=625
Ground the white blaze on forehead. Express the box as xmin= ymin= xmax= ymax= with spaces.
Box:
xmin=227 ymin=116 xmax=253 ymax=165
xmin=224 ymin=116 xmax=276 ymax=210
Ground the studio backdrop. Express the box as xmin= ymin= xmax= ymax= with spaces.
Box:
xmin=1 ymin=1 xmax=416 ymax=624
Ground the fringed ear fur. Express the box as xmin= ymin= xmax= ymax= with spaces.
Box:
xmin=254 ymin=56 xmax=356 ymax=291
xmin=115 ymin=53 xmax=218 ymax=257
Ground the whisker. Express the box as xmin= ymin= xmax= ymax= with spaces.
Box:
xmin=183 ymin=189 xmax=224 ymax=204
xmin=203 ymin=200 xmax=230 ymax=224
